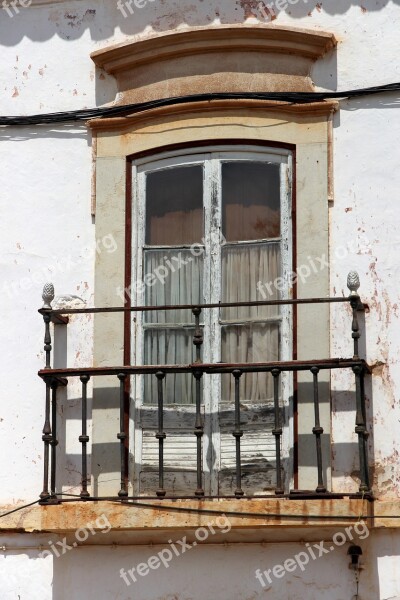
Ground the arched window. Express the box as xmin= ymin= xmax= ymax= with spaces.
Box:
xmin=131 ymin=145 xmax=293 ymax=495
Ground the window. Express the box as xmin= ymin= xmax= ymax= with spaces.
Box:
xmin=131 ymin=146 xmax=293 ymax=495
xmin=90 ymin=25 xmax=335 ymax=497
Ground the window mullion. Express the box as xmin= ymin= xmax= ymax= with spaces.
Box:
xmin=206 ymin=156 xmax=222 ymax=496
xmin=132 ymin=165 xmax=146 ymax=496
xmin=280 ymin=159 xmax=294 ymax=493
xmin=135 ymin=170 xmax=146 ymax=372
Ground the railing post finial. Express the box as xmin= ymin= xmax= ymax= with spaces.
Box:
xmin=42 ymin=283 xmax=55 ymax=309
xmin=347 ymin=271 xmax=360 ymax=297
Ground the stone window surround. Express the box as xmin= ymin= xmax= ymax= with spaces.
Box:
xmin=88 ymin=24 xmax=338 ymax=496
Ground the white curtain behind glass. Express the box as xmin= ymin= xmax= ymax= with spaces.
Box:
xmin=144 ymin=249 xmax=203 ymax=404
xmin=221 ymin=243 xmax=280 ymax=402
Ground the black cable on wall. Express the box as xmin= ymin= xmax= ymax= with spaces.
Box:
xmin=0 ymin=83 xmax=399 ymax=127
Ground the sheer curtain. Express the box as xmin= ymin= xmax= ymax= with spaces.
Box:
xmin=144 ymin=249 xmax=203 ymax=404
xmin=142 ymin=159 xmax=283 ymax=405
xmin=143 ymin=240 xmax=281 ymax=405
xmin=221 ymin=243 xmax=280 ymax=402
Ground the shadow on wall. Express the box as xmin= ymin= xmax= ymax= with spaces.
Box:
xmin=48 ymin=525 xmax=378 ymax=600
xmin=52 ymin=385 xmax=370 ymax=499
xmin=0 ymin=0 xmax=398 ymax=45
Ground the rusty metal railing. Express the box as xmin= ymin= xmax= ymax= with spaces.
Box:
xmin=37 ymin=272 xmax=371 ymax=503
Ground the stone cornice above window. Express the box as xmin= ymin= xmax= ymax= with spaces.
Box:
xmin=91 ymin=25 xmax=337 ymax=105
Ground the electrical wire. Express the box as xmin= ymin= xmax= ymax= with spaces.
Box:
xmin=1 ymin=83 xmax=400 ymax=127
xmin=37 ymin=494 xmax=400 ymax=521
xmin=1 ymin=494 xmax=400 ymax=521
xmin=0 ymin=494 xmax=372 ymax=520
xmin=0 ymin=499 xmax=42 ymax=519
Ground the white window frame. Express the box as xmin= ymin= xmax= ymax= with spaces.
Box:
xmin=131 ymin=145 xmax=294 ymax=495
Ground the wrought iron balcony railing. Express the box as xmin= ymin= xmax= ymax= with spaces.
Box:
xmin=37 ymin=273 xmax=371 ymax=504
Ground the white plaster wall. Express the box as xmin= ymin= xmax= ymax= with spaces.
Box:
xmin=45 ymin=541 xmax=367 ymax=600
xmin=330 ymin=97 xmax=400 ymax=496
xmin=4 ymin=529 xmax=400 ymax=600
xmin=0 ymin=535 xmax=53 ymax=600
xmin=1 ymin=2 xmax=400 ymax=599
xmin=0 ymin=126 xmax=95 ymax=501
xmin=1 ymin=0 xmax=399 ymax=504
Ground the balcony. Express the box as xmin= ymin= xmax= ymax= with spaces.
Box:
xmin=37 ymin=272 xmax=371 ymax=507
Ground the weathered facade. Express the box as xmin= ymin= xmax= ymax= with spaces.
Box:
xmin=1 ymin=1 xmax=400 ymax=599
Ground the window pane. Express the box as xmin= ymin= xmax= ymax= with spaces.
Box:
xmin=221 ymin=323 xmax=280 ymax=403
xmin=222 ymin=162 xmax=280 ymax=242
xmin=144 ymin=249 xmax=203 ymax=324
xmin=221 ymin=243 xmax=281 ymax=321
xmin=146 ymin=165 xmax=203 ymax=245
xmin=144 ymin=328 xmax=196 ymax=404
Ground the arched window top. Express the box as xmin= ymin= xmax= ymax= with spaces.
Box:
xmin=91 ymin=24 xmax=336 ymax=105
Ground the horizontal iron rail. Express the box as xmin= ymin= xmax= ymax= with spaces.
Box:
xmin=39 ymin=295 xmax=366 ymax=316
xmin=52 ymin=492 xmax=373 ymax=502
xmin=39 ymin=358 xmax=368 ymax=379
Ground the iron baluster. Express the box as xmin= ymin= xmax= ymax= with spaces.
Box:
xmin=192 ymin=307 xmax=203 ymax=363
xmin=155 ymin=371 xmax=166 ymax=497
xmin=43 ymin=313 xmax=52 ymax=369
xmin=50 ymin=380 xmax=59 ymax=498
xmin=359 ymin=370 xmax=370 ymax=491
xmin=353 ymin=364 xmax=370 ymax=492
xmin=193 ymin=369 xmax=204 ymax=497
xmin=232 ymin=370 xmax=244 ymax=497
xmin=117 ymin=373 xmax=128 ymax=498
xmin=40 ymin=380 xmax=52 ymax=501
xmin=311 ymin=366 xmax=326 ymax=493
xmin=192 ymin=308 xmax=204 ymax=496
xmin=272 ymin=368 xmax=284 ymax=495
xmin=79 ymin=374 xmax=90 ymax=498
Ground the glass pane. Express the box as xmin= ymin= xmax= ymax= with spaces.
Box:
xmin=221 ymin=243 xmax=281 ymax=321
xmin=144 ymin=328 xmax=196 ymax=404
xmin=144 ymin=249 xmax=203 ymax=324
xmin=221 ymin=323 xmax=280 ymax=403
xmin=222 ymin=162 xmax=280 ymax=242
xmin=146 ymin=165 xmax=203 ymax=245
